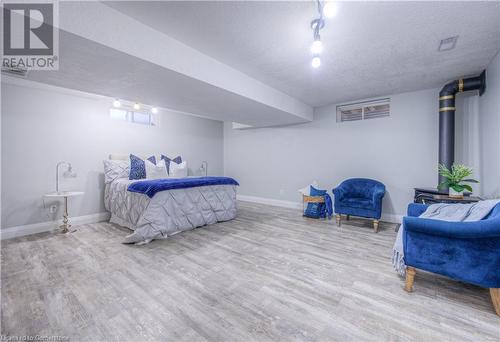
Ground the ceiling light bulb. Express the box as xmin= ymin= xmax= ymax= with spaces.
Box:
xmin=311 ymin=56 xmax=321 ymax=68
xmin=151 ymin=107 xmax=158 ymax=114
xmin=323 ymin=1 xmax=338 ymax=18
xmin=113 ymin=99 xmax=121 ymax=108
xmin=133 ymin=102 xmax=141 ymax=110
xmin=311 ymin=39 xmax=323 ymax=54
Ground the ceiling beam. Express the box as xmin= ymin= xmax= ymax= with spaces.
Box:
xmin=53 ymin=1 xmax=313 ymax=126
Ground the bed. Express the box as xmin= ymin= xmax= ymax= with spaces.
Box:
xmin=104 ymin=155 xmax=238 ymax=244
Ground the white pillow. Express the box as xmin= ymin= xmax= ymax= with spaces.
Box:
xmin=169 ymin=161 xmax=188 ymax=178
xmin=145 ymin=159 xmax=168 ymax=179
xmin=103 ymin=160 xmax=130 ymax=184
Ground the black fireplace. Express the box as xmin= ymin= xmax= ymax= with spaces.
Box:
xmin=413 ymin=187 xmax=479 ymax=204
xmin=415 ymin=71 xmax=486 ymax=204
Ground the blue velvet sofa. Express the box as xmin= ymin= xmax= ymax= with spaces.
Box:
xmin=333 ymin=178 xmax=385 ymax=232
xmin=403 ymin=202 xmax=500 ymax=316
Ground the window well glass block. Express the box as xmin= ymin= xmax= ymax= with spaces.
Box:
xmin=109 ymin=108 xmax=128 ymax=121
xmin=132 ymin=112 xmax=150 ymax=125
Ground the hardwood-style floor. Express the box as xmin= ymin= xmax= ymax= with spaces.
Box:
xmin=1 ymin=201 xmax=499 ymax=341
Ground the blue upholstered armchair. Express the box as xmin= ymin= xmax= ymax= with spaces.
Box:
xmin=333 ymin=178 xmax=385 ymax=232
xmin=403 ymin=203 xmax=500 ymax=316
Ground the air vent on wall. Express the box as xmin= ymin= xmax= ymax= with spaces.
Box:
xmin=1 ymin=67 xmax=29 ymax=78
xmin=337 ymin=98 xmax=390 ymax=122
xmin=438 ymin=36 xmax=458 ymax=52
xmin=338 ymin=108 xmax=362 ymax=122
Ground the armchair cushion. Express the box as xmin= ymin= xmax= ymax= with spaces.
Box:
xmin=343 ymin=198 xmax=373 ymax=209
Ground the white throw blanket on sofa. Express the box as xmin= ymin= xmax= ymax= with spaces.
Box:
xmin=392 ymin=200 xmax=500 ymax=277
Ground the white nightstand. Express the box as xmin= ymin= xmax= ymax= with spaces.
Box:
xmin=44 ymin=191 xmax=84 ymax=233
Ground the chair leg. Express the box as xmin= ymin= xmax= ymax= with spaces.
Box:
xmin=490 ymin=288 xmax=500 ymax=316
xmin=373 ymin=219 xmax=379 ymax=233
xmin=336 ymin=214 xmax=341 ymax=227
xmin=405 ymin=267 xmax=416 ymax=292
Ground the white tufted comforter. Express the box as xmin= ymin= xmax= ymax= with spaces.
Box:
xmin=104 ymin=178 xmax=237 ymax=244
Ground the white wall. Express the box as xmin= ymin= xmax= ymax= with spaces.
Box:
xmin=3 ymin=53 xmax=498 ymax=231
xmin=455 ymin=94 xmax=481 ymax=194
xmin=0 ymin=79 xmax=2 ymax=230
xmin=478 ymin=51 xmax=500 ymax=198
xmin=1 ymin=80 xmax=224 ymax=229
xmin=224 ymin=88 xmax=443 ymax=220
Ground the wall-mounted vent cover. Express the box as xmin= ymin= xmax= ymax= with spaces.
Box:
xmin=338 ymin=108 xmax=362 ymax=122
xmin=1 ymin=67 xmax=29 ymax=78
xmin=337 ymin=98 xmax=390 ymax=122
xmin=438 ymin=36 xmax=458 ymax=52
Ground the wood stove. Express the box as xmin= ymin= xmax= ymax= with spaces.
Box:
xmin=414 ymin=187 xmax=480 ymax=205
xmin=414 ymin=71 xmax=486 ymax=205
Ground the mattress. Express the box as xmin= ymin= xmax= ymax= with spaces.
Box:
xmin=104 ymin=178 xmax=237 ymax=243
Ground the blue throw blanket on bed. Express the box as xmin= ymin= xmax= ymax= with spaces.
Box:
xmin=128 ymin=176 xmax=239 ymax=198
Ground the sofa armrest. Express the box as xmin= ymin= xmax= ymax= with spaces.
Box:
xmin=407 ymin=203 xmax=428 ymax=217
xmin=403 ymin=216 xmax=500 ymax=239
xmin=333 ymin=187 xmax=345 ymax=201
xmin=372 ymin=188 xmax=385 ymax=203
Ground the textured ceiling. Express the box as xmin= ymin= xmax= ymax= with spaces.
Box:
xmin=24 ymin=31 xmax=307 ymax=127
xmin=105 ymin=1 xmax=500 ymax=107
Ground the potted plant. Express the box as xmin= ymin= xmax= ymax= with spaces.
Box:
xmin=438 ymin=164 xmax=479 ymax=198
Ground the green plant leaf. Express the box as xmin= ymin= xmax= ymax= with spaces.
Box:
xmin=462 ymin=184 xmax=473 ymax=192
xmin=438 ymin=164 xmax=453 ymax=179
xmin=462 ymin=179 xmax=479 ymax=183
xmin=451 ymin=184 xmax=464 ymax=192
xmin=437 ymin=181 xmax=450 ymax=190
xmin=439 ymin=163 xmax=476 ymax=184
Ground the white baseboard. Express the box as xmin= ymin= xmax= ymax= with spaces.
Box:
xmin=237 ymin=194 xmax=403 ymax=224
xmin=237 ymin=194 xmax=302 ymax=210
xmin=381 ymin=213 xmax=403 ymax=224
xmin=1 ymin=212 xmax=111 ymax=240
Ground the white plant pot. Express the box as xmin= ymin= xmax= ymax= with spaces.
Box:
xmin=449 ymin=188 xmax=464 ymax=198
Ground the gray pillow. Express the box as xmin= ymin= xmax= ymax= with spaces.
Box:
xmin=103 ymin=160 xmax=130 ymax=184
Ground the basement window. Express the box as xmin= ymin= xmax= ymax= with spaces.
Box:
xmin=336 ymin=98 xmax=390 ymax=122
xmin=110 ymin=108 xmax=157 ymax=126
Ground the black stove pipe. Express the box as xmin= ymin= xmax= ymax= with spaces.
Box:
xmin=438 ymin=70 xmax=486 ymax=185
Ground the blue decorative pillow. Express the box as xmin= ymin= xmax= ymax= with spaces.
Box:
xmin=161 ymin=155 xmax=182 ymax=175
xmin=129 ymin=154 xmax=156 ymax=180
xmin=310 ymin=186 xmax=327 ymax=196
xmin=304 ymin=186 xmax=327 ymax=218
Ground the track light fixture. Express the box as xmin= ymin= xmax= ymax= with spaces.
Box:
xmin=323 ymin=1 xmax=338 ymax=18
xmin=311 ymin=56 xmax=321 ymax=68
xmin=311 ymin=29 xmax=323 ymax=54
xmin=309 ymin=1 xmax=337 ymax=68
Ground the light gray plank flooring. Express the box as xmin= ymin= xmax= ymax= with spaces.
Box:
xmin=1 ymin=201 xmax=499 ymax=341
